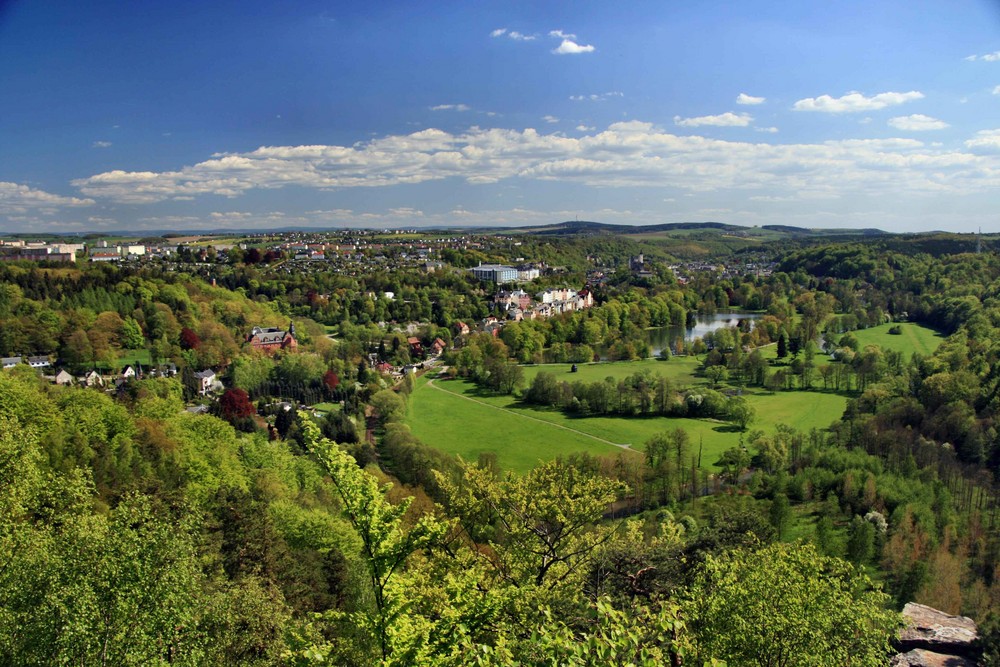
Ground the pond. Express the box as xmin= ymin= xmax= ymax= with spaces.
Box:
xmin=598 ymin=311 xmax=762 ymax=359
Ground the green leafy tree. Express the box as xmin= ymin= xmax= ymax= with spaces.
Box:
xmin=297 ymin=415 xmax=449 ymax=663
xmin=686 ymin=541 xmax=900 ymax=667
xmin=121 ymin=317 xmax=145 ymax=350
xmin=726 ymin=395 xmax=755 ymax=431
xmin=769 ymin=493 xmax=792 ymax=541
xmin=440 ymin=459 xmax=626 ymax=589
xmin=370 ymin=389 xmax=406 ymax=425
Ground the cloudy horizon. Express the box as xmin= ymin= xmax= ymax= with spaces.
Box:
xmin=2 ymin=0 xmax=1000 ymax=234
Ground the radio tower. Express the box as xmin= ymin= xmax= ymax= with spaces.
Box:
xmin=977 ymin=227 xmax=982 ymax=255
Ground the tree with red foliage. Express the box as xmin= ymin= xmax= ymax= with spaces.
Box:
xmin=323 ymin=369 xmax=340 ymax=391
xmin=180 ymin=327 xmax=201 ymax=350
xmin=220 ymin=387 xmax=255 ymax=423
xmin=245 ymin=247 xmax=262 ymax=264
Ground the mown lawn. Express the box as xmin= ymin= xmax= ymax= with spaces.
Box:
xmin=406 ymin=376 xmax=630 ymax=473
xmin=850 ymin=322 xmax=944 ymax=357
xmin=406 ymin=370 xmax=847 ymax=475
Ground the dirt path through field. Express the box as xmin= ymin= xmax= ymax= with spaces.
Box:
xmin=425 ymin=378 xmax=632 ymax=450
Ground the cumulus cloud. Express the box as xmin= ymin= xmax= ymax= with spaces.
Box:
xmin=993 ymin=85 xmax=1000 ymax=95
xmin=674 ymin=112 xmax=753 ymax=127
xmin=793 ymin=90 xmax=924 ymax=113
xmin=965 ymin=129 xmax=1000 ymax=153
xmin=756 ymin=126 xmax=779 ymax=133
xmin=491 ymin=28 xmax=507 ymax=37
xmin=73 ymin=120 xmax=1000 ymax=208
xmin=569 ymin=91 xmax=623 ymax=102
xmin=888 ymin=114 xmax=949 ymax=131
xmin=549 ymin=29 xmax=594 ymax=54
xmin=736 ymin=93 xmax=765 ymax=105
xmin=553 ymin=39 xmax=595 ymax=54
xmin=0 ymin=181 xmax=94 ymax=214
xmin=431 ymin=104 xmax=471 ymax=112
xmin=576 ymin=124 xmax=595 ymax=131
xmin=542 ymin=115 xmax=559 ymax=124
xmin=92 ymin=140 xmax=112 ymax=148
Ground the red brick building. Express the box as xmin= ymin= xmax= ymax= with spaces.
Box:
xmin=247 ymin=322 xmax=298 ymax=354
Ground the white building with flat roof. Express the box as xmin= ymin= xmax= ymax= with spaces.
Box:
xmin=471 ymin=264 xmax=518 ymax=283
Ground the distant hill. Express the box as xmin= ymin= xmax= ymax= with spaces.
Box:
xmin=760 ymin=225 xmax=888 ymax=237
xmin=509 ymin=220 xmax=747 ymax=236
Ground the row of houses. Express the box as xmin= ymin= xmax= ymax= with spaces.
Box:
xmin=2 ymin=356 xmax=51 ymax=369
xmin=492 ymin=287 xmax=595 ymax=322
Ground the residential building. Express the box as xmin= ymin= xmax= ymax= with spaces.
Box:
xmin=81 ymin=370 xmax=104 ymax=387
xmin=247 ymin=322 xmax=298 ymax=354
xmin=27 ymin=356 xmax=51 ymax=369
xmin=193 ymin=369 xmax=217 ymax=396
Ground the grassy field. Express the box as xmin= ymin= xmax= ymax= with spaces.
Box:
xmin=851 ymin=322 xmax=944 ymax=357
xmin=406 ymin=366 xmax=848 ymax=475
xmin=406 ymin=376 xmax=631 ymax=473
xmin=93 ymin=348 xmax=153 ymax=372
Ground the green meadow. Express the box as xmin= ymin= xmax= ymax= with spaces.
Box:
xmin=406 ymin=361 xmax=848 ymax=475
xmin=405 ymin=324 xmax=943 ymax=474
xmin=849 ymin=322 xmax=944 ymax=357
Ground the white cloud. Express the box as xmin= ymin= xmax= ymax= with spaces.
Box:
xmin=92 ymin=140 xmax=112 ymax=148
xmin=549 ymin=29 xmax=594 ymax=54
xmin=576 ymin=124 xmax=595 ymax=131
xmin=569 ymin=91 xmax=623 ymax=102
xmin=542 ymin=115 xmax=559 ymax=124
xmin=967 ymin=51 xmax=1000 ymax=62
xmin=965 ymin=129 xmax=1000 ymax=153
xmin=553 ymin=39 xmax=594 ymax=55
xmin=736 ymin=93 xmax=765 ymax=105
xmin=431 ymin=104 xmax=471 ymax=112
xmin=793 ymin=90 xmax=924 ymax=113
xmin=72 ymin=121 xmax=1000 ymax=209
xmin=756 ymin=127 xmax=779 ymax=133
xmin=491 ymin=28 xmax=536 ymax=41
xmin=674 ymin=112 xmax=753 ymax=127
xmin=993 ymin=85 xmax=1000 ymax=95
xmin=888 ymin=114 xmax=949 ymax=131
xmin=0 ymin=181 xmax=94 ymax=214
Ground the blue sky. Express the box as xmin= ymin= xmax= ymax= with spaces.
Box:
xmin=2 ymin=0 xmax=1000 ymax=233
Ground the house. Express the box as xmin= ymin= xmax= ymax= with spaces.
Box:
xmin=121 ymin=365 xmax=137 ymax=381
xmin=27 ymin=356 xmax=51 ymax=369
xmin=193 ymin=369 xmax=217 ymax=396
xmin=54 ymin=369 xmax=74 ymax=385
xmin=153 ymin=362 xmax=177 ymax=377
xmin=81 ymin=370 xmax=105 ymax=387
xmin=430 ymin=338 xmax=447 ymax=355
xmin=454 ymin=321 xmax=470 ymax=336
xmin=407 ymin=337 xmax=423 ymax=357
xmin=1 ymin=356 xmax=21 ymax=369
xmin=247 ymin=322 xmax=298 ymax=354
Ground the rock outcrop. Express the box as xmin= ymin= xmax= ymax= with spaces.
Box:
xmin=890 ymin=603 xmax=979 ymax=666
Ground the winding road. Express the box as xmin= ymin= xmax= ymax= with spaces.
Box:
xmin=425 ymin=378 xmax=633 ymax=450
